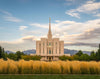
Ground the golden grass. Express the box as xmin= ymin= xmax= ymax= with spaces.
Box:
xmin=0 ymin=59 xmax=100 ymax=74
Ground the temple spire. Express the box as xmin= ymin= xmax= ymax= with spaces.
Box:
xmin=48 ymin=17 xmax=52 ymax=39
xmin=49 ymin=17 xmax=51 ymax=34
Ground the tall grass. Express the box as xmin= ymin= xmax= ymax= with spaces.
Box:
xmin=0 ymin=59 xmax=100 ymax=74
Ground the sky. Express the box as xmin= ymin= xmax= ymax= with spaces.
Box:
xmin=0 ymin=0 xmax=100 ymax=52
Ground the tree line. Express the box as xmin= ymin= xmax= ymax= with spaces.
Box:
xmin=59 ymin=44 xmax=100 ymax=61
xmin=0 ymin=46 xmax=41 ymax=61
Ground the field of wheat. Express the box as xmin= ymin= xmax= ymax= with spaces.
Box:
xmin=0 ymin=59 xmax=100 ymax=74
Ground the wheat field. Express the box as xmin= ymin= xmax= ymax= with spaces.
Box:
xmin=0 ymin=59 xmax=100 ymax=74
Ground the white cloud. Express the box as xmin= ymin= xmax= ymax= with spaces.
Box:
xmin=0 ymin=9 xmax=12 ymax=16
xmin=0 ymin=36 xmax=37 ymax=52
xmin=66 ymin=0 xmax=100 ymax=18
xmin=4 ymin=16 xmax=22 ymax=22
xmin=19 ymin=26 xmax=28 ymax=30
xmin=95 ymin=13 xmax=100 ymax=17
xmin=30 ymin=23 xmax=48 ymax=28
xmin=0 ymin=9 xmax=22 ymax=22
xmin=66 ymin=11 xmax=80 ymax=18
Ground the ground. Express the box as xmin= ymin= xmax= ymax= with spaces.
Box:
xmin=0 ymin=75 xmax=100 ymax=79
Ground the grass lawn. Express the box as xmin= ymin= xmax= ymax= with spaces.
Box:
xmin=0 ymin=75 xmax=100 ymax=79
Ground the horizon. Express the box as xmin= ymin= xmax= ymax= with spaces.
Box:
xmin=0 ymin=0 xmax=100 ymax=52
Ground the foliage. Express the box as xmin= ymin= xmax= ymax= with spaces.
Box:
xmin=90 ymin=51 xmax=96 ymax=60
xmin=0 ymin=46 xmax=7 ymax=60
xmin=76 ymin=50 xmax=83 ymax=56
xmin=15 ymin=51 xmax=24 ymax=60
xmin=59 ymin=55 xmax=69 ymax=61
xmin=79 ymin=54 xmax=90 ymax=61
xmin=96 ymin=47 xmax=100 ymax=61
xmin=8 ymin=53 xmax=18 ymax=61
xmin=21 ymin=55 xmax=41 ymax=60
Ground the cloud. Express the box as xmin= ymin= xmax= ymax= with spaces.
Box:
xmin=77 ymin=27 xmax=100 ymax=40
xmin=66 ymin=11 xmax=80 ymax=18
xmin=4 ymin=16 xmax=22 ymax=22
xmin=19 ymin=26 xmax=28 ymax=30
xmin=64 ymin=42 xmax=99 ymax=47
xmin=0 ymin=36 xmax=36 ymax=52
xmin=29 ymin=19 xmax=100 ymax=45
xmin=0 ymin=9 xmax=22 ymax=22
xmin=55 ymin=20 xmax=60 ymax=22
xmin=1 ymin=18 xmax=100 ymax=51
xmin=66 ymin=0 xmax=100 ymax=18
xmin=0 ymin=9 xmax=12 ymax=16
xmin=30 ymin=23 xmax=48 ymax=28
xmin=95 ymin=13 xmax=100 ymax=17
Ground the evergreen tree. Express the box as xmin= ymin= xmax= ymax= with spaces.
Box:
xmin=16 ymin=51 xmax=24 ymax=60
xmin=79 ymin=54 xmax=90 ymax=61
xmin=76 ymin=50 xmax=83 ymax=56
xmin=96 ymin=44 xmax=100 ymax=61
xmin=90 ymin=51 xmax=96 ymax=60
xmin=0 ymin=46 xmax=2 ymax=58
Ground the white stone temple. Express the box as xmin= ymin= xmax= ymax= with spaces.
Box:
xmin=34 ymin=18 xmax=70 ymax=61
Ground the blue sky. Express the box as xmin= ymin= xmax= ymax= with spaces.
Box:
xmin=0 ymin=0 xmax=100 ymax=52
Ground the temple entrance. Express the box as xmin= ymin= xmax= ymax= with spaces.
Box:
xmin=49 ymin=57 xmax=51 ymax=61
xmin=47 ymin=56 xmax=53 ymax=61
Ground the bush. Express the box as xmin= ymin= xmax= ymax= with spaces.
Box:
xmin=21 ymin=55 xmax=41 ymax=61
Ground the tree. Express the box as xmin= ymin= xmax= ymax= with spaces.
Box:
xmin=73 ymin=55 xmax=79 ymax=60
xmin=95 ymin=44 xmax=100 ymax=61
xmin=0 ymin=46 xmax=7 ymax=60
xmin=8 ymin=53 xmax=17 ymax=60
xmin=76 ymin=50 xmax=83 ymax=56
xmin=0 ymin=46 xmax=2 ymax=58
xmin=59 ymin=55 xmax=69 ymax=61
xmin=90 ymin=51 xmax=96 ymax=60
xmin=79 ymin=54 xmax=90 ymax=61
xmin=16 ymin=51 xmax=24 ymax=60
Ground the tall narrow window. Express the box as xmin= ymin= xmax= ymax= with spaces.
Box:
xmin=56 ymin=48 xmax=57 ymax=54
xmin=49 ymin=42 xmax=51 ymax=46
xmin=43 ymin=43 xmax=44 ymax=54
xmin=59 ymin=44 xmax=61 ymax=54
xmin=39 ymin=44 xmax=41 ymax=54
xmin=56 ymin=42 xmax=57 ymax=54
xmin=43 ymin=48 xmax=44 ymax=54
xmin=49 ymin=50 xmax=51 ymax=54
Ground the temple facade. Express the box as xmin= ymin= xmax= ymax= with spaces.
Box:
xmin=36 ymin=18 xmax=70 ymax=61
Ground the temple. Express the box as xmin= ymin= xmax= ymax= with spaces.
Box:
xmin=36 ymin=18 xmax=70 ymax=61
